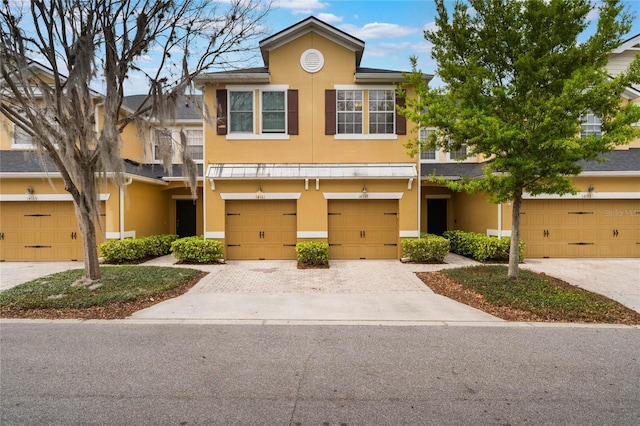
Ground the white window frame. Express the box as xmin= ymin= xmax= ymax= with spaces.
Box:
xmin=447 ymin=144 xmax=468 ymax=161
xmin=333 ymin=85 xmax=397 ymax=140
xmin=419 ymin=128 xmax=438 ymax=162
xmin=580 ymin=112 xmax=602 ymax=138
xmin=368 ymin=89 xmax=395 ymax=135
xmin=11 ymin=124 xmax=34 ymax=149
xmin=184 ymin=129 xmax=203 ymax=162
xmin=336 ymin=89 xmax=363 ymax=135
xmin=260 ymin=90 xmax=287 ymax=134
xmin=153 ymin=128 xmax=174 ymax=163
xmin=228 ymin=90 xmax=255 ymax=134
xmin=225 ymin=85 xmax=290 ymax=140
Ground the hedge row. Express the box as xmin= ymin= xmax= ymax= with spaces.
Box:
xmin=443 ymin=230 xmax=525 ymax=262
xmin=401 ymin=234 xmax=450 ymax=263
xmin=99 ymin=234 xmax=178 ymax=263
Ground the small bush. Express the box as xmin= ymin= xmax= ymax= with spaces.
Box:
xmin=99 ymin=234 xmax=178 ymax=263
xmin=443 ymin=230 xmax=525 ymax=262
xmin=402 ymin=235 xmax=450 ymax=263
xmin=171 ymin=236 xmax=224 ymax=263
xmin=295 ymin=241 xmax=329 ymax=266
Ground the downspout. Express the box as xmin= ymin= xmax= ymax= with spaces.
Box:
xmin=120 ymin=177 xmax=133 ymax=239
xmin=497 ymin=203 xmax=503 ymax=239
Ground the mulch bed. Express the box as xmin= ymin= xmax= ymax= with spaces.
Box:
xmin=0 ymin=271 xmax=208 ymax=320
xmin=416 ymin=271 xmax=640 ymax=325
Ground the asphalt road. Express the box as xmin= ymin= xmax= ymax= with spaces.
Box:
xmin=1 ymin=323 xmax=638 ymax=425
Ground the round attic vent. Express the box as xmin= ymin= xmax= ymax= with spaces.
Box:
xmin=300 ymin=49 xmax=324 ymax=73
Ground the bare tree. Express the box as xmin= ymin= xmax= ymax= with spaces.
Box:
xmin=0 ymin=0 xmax=269 ymax=280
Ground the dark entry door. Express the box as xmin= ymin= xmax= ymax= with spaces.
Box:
xmin=427 ymin=199 xmax=447 ymax=236
xmin=176 ymin=200 xmax=197 ymax=238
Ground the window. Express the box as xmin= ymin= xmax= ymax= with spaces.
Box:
xmin=229 ymin=91 xmax=253 ymax=133
xmin=419 ymin=128 xmax=436 ymax=161
xmin=154 ymin=129 xmax=173 ymax=162
xmin=369 ymin=90 xmax=395 ymax=134
xmin=262 ymin=91 xmax=286 ymax=133
xmin=448 ymin=144 xmax=467 ymax=160
xmin=185 ymin=129 xmax=203 ymax=161
xmin=12 ymin=125 xmax=33 ymax=147
xmin=580 ymin=112 xmax=602 ymax=137
xmin=337 ymin=90 xmax=363 ymax=134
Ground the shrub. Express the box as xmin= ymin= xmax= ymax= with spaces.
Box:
xmin=295 ymin=241 xmax=329 ymax=266
xmin=170 ymin=236 xmax=224 ymax=263
xmin=143 ymin=234 xmax=178 ymax=257
xmin=402 ymin=235 xmax=450 ymax=263
xmin=443 ymin=230 xmax=525 ymax=262
xmin=99 ymin=234 xmax=179 ymax=263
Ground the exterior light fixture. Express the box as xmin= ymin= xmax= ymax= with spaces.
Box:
xmin=256 ymin=185 xmax=265 ymax=199
xmin=360 ymin=185 xmax=368 ymax=199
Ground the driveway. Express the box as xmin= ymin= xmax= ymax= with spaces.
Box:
xmin=1 ymin=256 xmax=638 ymax=323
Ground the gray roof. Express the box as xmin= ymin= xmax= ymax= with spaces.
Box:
xmin=121 ymin=95 xmax=203 ymax=120
xmin=421 ymin=148 xmax=640 ymax=178
xmin=0 ymin=151 xmax=202 ymax=179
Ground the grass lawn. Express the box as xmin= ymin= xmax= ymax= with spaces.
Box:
xmin=417 ymin=265 xmax=640 ymax=325
xmin=0 ymin=266 xmax=207 ymax=319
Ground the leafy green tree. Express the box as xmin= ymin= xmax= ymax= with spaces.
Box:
xmin=1 ymin=0 xmax=268 ymax=281
xmin=400 ymin=0 xmax=640 ymax=278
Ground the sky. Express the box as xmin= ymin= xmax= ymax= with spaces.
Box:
xmin=264 ymin=0 xmax=640 ymax=78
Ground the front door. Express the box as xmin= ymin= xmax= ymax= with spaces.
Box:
xmin=176 ymin=200 xmax=197 ymax=238
xmin=427 ymin=199 xmax=447 ymax=236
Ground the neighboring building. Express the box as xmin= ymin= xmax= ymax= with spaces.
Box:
xmin=0 ymin=18 xmax=638 ymax=261
xmin=0 ymin=63 xmax=204 ymax=261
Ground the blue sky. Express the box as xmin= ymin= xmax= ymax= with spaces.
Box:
xmin=264 ymin=0 xmax=640 ymax=77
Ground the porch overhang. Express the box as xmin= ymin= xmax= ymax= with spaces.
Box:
xmin=206 ymin=163 xmax=417 ymax=180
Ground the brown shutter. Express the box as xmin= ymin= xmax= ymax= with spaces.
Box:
xmin=216 ymin=89 xmax=227 ymax=135
xmin=287 ymin=89 xmax=298 ymax=135
xmin=325 ymin=89 xmax=336 ymax=135
xmin=396 ymin=96 xmax=406 ymax=135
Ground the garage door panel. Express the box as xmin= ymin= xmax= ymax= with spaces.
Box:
xmin=0 ymin=201 xmax=100 ymax=261
xmin=328 ymin=199 xmax=399 ymax=259
xmin=225 ymin=200 xmax=297 ymax=260
xmin=521 ymin=199 xmax=640 ymax=258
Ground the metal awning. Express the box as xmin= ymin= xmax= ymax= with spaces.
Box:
xmin=206 ymin=163 xmax=417 ymax=179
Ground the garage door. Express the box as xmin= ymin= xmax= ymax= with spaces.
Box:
xmin=521 ymin=199 xmax=640 ymax=258
xmin=328 ymin=199 xmax=399 ymax=259
xmin=0 ymin=201 xmax=87 ymax=261
xmin=225 ymin=200 xmax=297 ymax=260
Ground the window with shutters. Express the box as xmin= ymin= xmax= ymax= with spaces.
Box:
xmin=217 ymin=86 xmax=296 ymax=139
xmin=327 ymin=86 xmax=405 ymax=139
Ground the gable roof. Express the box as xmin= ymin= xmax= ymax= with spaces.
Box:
xmin=612 ymin=33 xmax=640 ymax=54
xmin=121 ymin=95 xmax=204 ymax=121
xmin=259 ymin=16 xmax=365 ymax=68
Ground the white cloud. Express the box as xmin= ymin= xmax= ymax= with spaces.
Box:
xmin=272 ymin=0 xmax=329 ymax=15
xmin=317 ymin=13 xmax=342 ymax=23
xmin=423 ymin=21 xmax=437 ymax=33
xmin=339 ymin=22 xmax=420 ymax=40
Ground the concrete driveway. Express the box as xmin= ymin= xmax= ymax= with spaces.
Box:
xmin=1 ymin=256 xmax=638 ymax=323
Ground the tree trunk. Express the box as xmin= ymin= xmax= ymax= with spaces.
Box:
xmin=76 ymin=203 xmax=101 ymax=281
xmin=508 ymin=195 xmax=522 ymax=279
